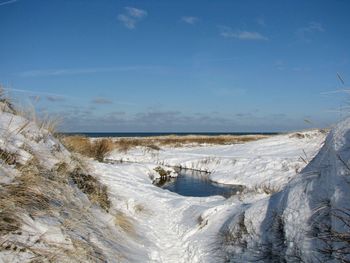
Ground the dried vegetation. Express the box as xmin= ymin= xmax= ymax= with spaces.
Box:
xmin=62 ymin=134 xmax=270 ymax=157
xmin=62 ymin=136 xmax=114 ymax=161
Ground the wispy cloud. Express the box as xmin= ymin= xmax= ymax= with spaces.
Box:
xmin=91 ymin=97 xmax=113 ymax=105
xmin=19 ymin=66 xmax=158 ymax=77
xmin=118 ymin=6 xmax=147 ymax=29
xmin=0 ymin=0 xmax=17 ymax=6
xmin=125 ymin=7 xmax=147 ymax=18
xmin=296 ymin=22 xmax=324 ymax=42
xmin=219 ymin=26 xmax=268 ymax=41
xmin=181 ymin=16 xmax=199 ymax=25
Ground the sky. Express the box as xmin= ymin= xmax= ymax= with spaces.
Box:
xmin=1 ymin=0 xmax=350 ymax=132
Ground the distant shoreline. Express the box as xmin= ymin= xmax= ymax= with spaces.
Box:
xmin=61 ymin=132 xmax=280 ymax=138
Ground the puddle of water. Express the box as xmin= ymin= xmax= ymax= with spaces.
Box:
xmin=155 ymin=169 xmax=243 ymax=198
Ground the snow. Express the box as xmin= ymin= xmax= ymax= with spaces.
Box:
xmin=106 ymin=129 xmax=326 ymax=189
xmin=1 ymin=103 xmax=349 ymax=262
xmin=91 ymin=161 xmax=226 ymax=262
xmin=0 ymin=110 xmax=71 ymax=170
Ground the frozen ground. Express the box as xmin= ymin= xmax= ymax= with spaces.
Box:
xmin=1 ymin=101 xmax=349 ymax=262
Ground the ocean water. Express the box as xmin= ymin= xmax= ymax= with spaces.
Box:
xmin=62 ymin=132 xmax=278 ymax=138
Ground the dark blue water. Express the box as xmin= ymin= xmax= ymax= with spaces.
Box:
xmin=62 ymin=132 xmax=278 ymax=138
xmin=155 ymin=170 xmax=243 ymax=198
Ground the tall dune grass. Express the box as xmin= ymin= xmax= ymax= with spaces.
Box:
xmin=62 ymin=136 xmax=114 ymax=161
xmin=62 ymin=134 xmax=270 ymax=157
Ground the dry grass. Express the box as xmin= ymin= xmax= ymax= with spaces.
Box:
xmin=114 ymin=212 xmax=135 ymax=236
xmin=16 ymin=101 xmax=61 ymax=135
xmin=197 ymin=215 xmax=208 ymax=229
xmin=0 ymin=148 xmax=17 ymax=165
xmin=0 ymin=157 xmax=114 ymax=261
xmin=252 ymin=182 xmax=281 ymax=195
xmin=0 ymin=159 xmax=55 ymax=239
xmin=62 ymin=136 xmax=114 ymax=161
xmin=62 ymin=134 xmax=270 ymax=155
xmin=69 ymin=168 xmax=111 ymax=212
xmin=0 ymin=88 xmax=127 ymax=261
xmin=0 ymin=207 xmax=21 ymax=236
xmin=134 ymin=203 xmax=149 ymax=215
xmin=310 ymin=202 xmax=350 ymax=262
xmin=154 ymin=166 xmax=172 ymax=177
xmin=115 ymin=134 xmax=268 ymax=151
xmin=0 ymin=86 xmax=16 ymax=114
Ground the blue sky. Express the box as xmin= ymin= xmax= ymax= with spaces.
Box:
xmin=1 ymin=0 xmax=349 ymax=132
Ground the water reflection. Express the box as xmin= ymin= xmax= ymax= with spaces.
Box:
xmin=155 ymin=169 xmax=243 ymax=198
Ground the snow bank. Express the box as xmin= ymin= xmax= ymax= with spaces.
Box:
xmin=106 ymin=130 xmax=326 ymax=190
xmin=219 ymin=118 xmax=350 ymax=262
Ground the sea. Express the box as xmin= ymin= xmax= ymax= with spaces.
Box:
xmin=62 ymin=132 xmax=278 ymax=138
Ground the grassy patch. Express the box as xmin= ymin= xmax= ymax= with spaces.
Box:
xmin=253 ymin=182 xmax=281 ymax=195
xmin=0 ymin=148 xmax=17 ymax=165
xmin=0 ymin=208 xmax=21 ymax=236
xmin=114 ymin=212 xmax=135 ymax=236
xmin=0 ymin=161 xmax=53 ymax=237
xmin=154 ymin=166 xmax=172 ymax=177
xmin=0 ymin=86 xmax=16 ymax=114
xmin=62 ymin=134 xmax=269 ymax=154
xmin=69 ymin=168 xmax=111 ymax=212
xmin=114 ymin=134 xmax=269 ymax=152
xmin=62 ymin=136 xmax=114 ymax=161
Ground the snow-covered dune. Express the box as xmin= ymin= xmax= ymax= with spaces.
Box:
xmin=106 ymin=129 xmax=326 ymax=190
xmin=218 ymin=118 xmax=350 ymax=262
xmin=1 ymin=99 xmax=349 ymax=262
xmin=0 ymin=103 xmax=151 ymax=262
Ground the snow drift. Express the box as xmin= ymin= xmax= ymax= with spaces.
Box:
xmin=219 ymin=118 xmax=350 ymax=262
xmin=1 ymin=96 xmax=349 ymax=262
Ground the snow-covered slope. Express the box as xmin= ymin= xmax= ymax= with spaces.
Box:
xmin=0 ymin=104 xmax=151 ymax=262
xmin=106 ymin=130 xmax=326 ymax=190
xmin=1 ymin=99 xmax=348 ymax=262
xmin=218 ymin=118 xmax=350 ymax=262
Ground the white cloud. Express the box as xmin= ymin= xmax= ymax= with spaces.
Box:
xmin=125 ymin=7 xmax=147 ymax=18
xmin=117 ymin=14 xmax=137 ymax=29
xmin=219 ymin=26 xmax=268 ymax=41
xmin=0 ymin=0 xmax=17 ymax=6
xmin=181 ymin=16 xmax=199 ymax=25
xmin=118 ymin=6 xmax=147 ymax=29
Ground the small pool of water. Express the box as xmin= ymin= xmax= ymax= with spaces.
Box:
xmin=155 ymin=169 xmax=243 ymax=198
